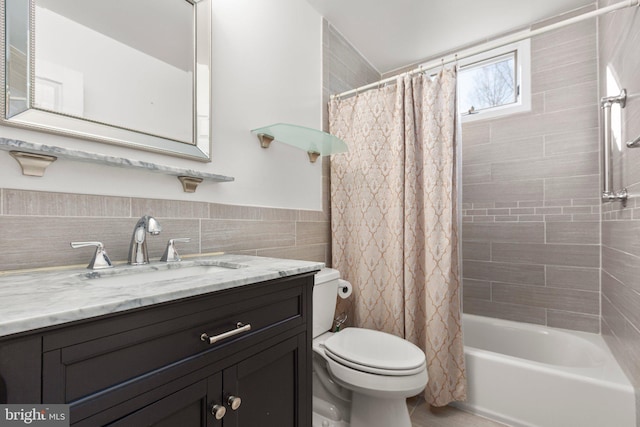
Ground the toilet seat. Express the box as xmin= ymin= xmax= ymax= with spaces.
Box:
xmin=324 ymin=348 xmax=426 ymax=376
xmin=323 ymin=328 xmax=426 ymax=376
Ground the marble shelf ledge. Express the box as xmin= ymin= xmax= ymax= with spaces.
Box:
xmin=0 ymin=138 xmax=234 ymax=192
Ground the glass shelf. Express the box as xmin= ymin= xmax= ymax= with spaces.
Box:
xmin=251 ymin=123 xmax=348 ymax=162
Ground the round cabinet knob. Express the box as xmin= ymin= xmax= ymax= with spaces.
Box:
xmin=227 ymin=395 xmax=242 ymax=411
xmin=211 ymin=404 xmax=226 ymax=420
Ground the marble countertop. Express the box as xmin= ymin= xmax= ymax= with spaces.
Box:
xmin=0 ymin=254 xmax=324 ymax=339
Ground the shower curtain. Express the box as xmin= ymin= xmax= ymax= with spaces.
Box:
xmin=329 ymin=68 xmax=466 ymax=406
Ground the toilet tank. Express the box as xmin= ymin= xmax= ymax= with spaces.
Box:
xmin=313 ymin=268 xmax=341 ymax=338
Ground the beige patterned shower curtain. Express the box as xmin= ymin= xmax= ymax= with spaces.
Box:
xmin=329 ymin=69 xmax=466 ymax=406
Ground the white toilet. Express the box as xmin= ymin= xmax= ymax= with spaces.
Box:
xmin=312 ymin=268 xmax=428 ymax=427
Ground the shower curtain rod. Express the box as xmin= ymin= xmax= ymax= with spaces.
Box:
xmin=331 ymin=0 xmax=640 ymax=99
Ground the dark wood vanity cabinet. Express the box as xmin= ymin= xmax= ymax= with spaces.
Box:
xmin=0 ymin=272 xmax=315 ymax=427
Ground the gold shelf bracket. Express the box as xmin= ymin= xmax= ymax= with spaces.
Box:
xmin=178 ymin=176 xmax=203 ymax=193
xmin=307 ymin=151 xmax=321 ymax=163
xmin=9 ymin=151 xmax=57 ymax=176
xmin=257 ymin=133 xmax=274 ymax=149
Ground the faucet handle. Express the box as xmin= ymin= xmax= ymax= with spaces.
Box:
xmin=71 ymin=241 xmax=113 ymax=270
xmin=160 ymin=238 xmax=190 ymax=262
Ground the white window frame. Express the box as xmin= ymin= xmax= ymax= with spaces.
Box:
xmin=421 ymin=39 xmax=531 ymax=122
xmin=458 ymin=39 xmax=531 ymax=122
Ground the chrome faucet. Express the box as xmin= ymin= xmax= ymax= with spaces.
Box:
xmin=128 ymin=215 xmax=162 ymax=265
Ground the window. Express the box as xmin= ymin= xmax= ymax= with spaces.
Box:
xmin=459 ymin=52 xmax=517 ymax=114
xmin=422 ymin=39 xmax=531 ymax=122
xmin=459 ymin=39 xmax=530 ymax=121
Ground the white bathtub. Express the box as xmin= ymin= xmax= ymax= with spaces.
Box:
xmin=453 ymin=314 xmax=636 ymax=427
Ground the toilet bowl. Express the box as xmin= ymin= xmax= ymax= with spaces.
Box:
xmin=312 ymin=268 xmax=428 ymax=427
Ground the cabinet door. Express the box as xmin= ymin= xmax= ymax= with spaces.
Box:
xmin=102 ymin=374 xmax=222 ymax=427
xmin=0 ymin=336 xmax=41 ymax=404
xmin=222 ymin=334 xmax=308 ymax=427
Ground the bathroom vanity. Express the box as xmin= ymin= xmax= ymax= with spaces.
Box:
xmin=0 ymin=255 xmax=322 ymax=426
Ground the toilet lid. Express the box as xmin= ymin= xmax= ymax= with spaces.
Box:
xmin=323 ymin=328 xmax=426 ymax=374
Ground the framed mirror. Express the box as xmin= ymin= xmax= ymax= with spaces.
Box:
xmin=1 ymin=0 xmax=211 ymax=161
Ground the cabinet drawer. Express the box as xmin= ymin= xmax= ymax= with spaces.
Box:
xmin=43 ymin=276 xmax=309 ymax=403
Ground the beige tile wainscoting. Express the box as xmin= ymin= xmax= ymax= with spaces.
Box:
xmin=0 ymin=188 xmax=330 ymax=271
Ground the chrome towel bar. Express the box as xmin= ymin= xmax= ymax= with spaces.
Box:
xmin=600 ymin=89 xmax=628 ymax=202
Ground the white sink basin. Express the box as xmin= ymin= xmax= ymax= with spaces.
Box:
xmin=75 ymin=260 xmax=247 ymax=286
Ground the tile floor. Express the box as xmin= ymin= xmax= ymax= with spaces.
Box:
xmin=408 ymin=397 xmax=509 ymax=427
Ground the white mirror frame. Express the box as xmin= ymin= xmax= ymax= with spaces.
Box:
xmin=0 ymin=0 xmax=212 ymax=161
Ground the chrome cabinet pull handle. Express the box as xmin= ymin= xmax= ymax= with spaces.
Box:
xmin=201 ymin=322 xmax=251 ymax=345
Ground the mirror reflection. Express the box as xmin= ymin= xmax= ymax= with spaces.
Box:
xmin=34 ymin=0 xmax=194 ymax=143
xmin=2 ymin=0 xmax=211 ymax=160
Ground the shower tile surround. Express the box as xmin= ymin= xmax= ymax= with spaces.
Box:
xmin=598 ymin=0 xmax=640 ymax=423
xmin=460 ymin=7 xmax=602 ymax=333
xmin=0 ymin=189 xmax=330 ymax=270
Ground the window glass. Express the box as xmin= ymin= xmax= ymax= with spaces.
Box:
xmin=418 ymin=39 xmax=530 ymax=121
xmin=459 ymin=52 xmax=516 ymax=115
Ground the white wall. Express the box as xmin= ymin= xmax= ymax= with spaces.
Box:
xmin=0 ymin=0 xmax=324 ymax=210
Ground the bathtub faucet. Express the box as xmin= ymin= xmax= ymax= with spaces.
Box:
xmin=127 ymin=215 xmax=162 ymax=265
